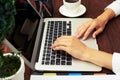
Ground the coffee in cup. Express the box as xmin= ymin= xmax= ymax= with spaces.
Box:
xmin=65 ymin=0 xmax=79 ymax=3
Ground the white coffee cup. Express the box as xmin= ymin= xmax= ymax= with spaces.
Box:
xmin=63 ymin=0 xmax=81 ymax=14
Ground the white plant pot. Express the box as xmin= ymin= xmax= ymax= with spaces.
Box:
xmin=0 ymin=53 xmax=25 ymax=80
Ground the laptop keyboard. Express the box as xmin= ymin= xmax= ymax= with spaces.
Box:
xmin=41 ymin=21 xmax=72 ymax=66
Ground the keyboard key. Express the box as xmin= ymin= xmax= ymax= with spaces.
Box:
xmin=51 ymin=60 xmax=55 ymax=65
xmin=67 ymin=62 xmax=72 ymax=65
xmin=61 ymin=61 xmax=66 ymax=65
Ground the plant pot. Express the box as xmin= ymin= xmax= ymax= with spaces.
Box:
xmin=0 ymin=53 xmax=25 ymax=80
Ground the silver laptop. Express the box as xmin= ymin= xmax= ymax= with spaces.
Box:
xmin=26 ymin=0 xmax=102 ymax=72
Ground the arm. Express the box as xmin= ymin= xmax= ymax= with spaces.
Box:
xmin=51 ymin=36 xmax=113 ymax=70
xmin=83 ymin=47 xmax=112 ymax=70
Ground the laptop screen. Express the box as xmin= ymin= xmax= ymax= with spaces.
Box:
xmin=6 ymin=0 xmax=44 ymax=69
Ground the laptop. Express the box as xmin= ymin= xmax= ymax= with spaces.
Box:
xmin=26 ymin=0 xmax=102 ymax=72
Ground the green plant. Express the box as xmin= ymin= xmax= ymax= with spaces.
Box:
xmin=0 ymin=51 xmax=21 ymax=78
xmin=0 ymin=0 xmax=16 ymax=42
xmin=0 ymin=0 xmax=23 ymax=78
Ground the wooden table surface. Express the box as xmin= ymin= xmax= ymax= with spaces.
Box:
xmin=26 ymin=0 xmax=120 ymax=79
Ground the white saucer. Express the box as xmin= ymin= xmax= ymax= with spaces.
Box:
xmin=59 ymin=4 xmax=86 ymax=17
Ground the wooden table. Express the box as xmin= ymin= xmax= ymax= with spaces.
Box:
xmin=52 ymin=0 xmax=120 ymax=74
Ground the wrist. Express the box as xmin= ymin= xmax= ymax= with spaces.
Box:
xmin=97 ymin=8 xmax=115 ymax=22
xmin=80 ymin=47 xmax=93 ymax=61
xmin=81 ymin=47 xmax=112 ymax=69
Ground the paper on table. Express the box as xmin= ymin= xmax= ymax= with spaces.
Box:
xmin=30 ymin=75 xmax=120 ymax=80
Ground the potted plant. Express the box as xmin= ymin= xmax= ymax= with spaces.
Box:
xmin=0 ymin=51 xmax=25 ymax=80
xmin=0 ymin=0 xmax=25 ymax=80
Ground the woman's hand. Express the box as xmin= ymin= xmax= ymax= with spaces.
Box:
xmin=51 ymin=36 xmax=113 ymax=69
xmin=76 ymin=18 xmax=107 ymax=40
xmin=51 ymin=36 xmax=88 ymax=60
xmin=76 ymin=8 xmax=115 ymax=40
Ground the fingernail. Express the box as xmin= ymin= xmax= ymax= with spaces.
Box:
xmin=83 ymin=37 xmax=86 ymax=40
xmin=93 ymin=35 xmax=96 ymax=38
xmin=76 ymin=35 xmax=79 ymax=38
xmin=76 ymin=34 xmax=80 ymax=38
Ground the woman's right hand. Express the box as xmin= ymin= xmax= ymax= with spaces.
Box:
xmin=76 ymin=8 xmax=115 ymax=40
xmin=76 ymin=17 xmax=107 ymax=40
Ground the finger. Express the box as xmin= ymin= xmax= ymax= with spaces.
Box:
xmin=76 ymin=20 xmax=93 ymax=38
xmin=82 ymin=23 xmax=96 ymax=40
xmin=92 ymin=28 xmax=103 ymax=38
xmin=53 ymin=46 xmax=67 ymax=51
xmin=76 ymin=24 xmax=84 ymax=33
xmin=76 ymin=25 xmax=88 ymax=38
xmin=51 ymin=39 xmax=70 ymax=48
xmin=52 ymin=46 xmax=71 ymax=55
xmin=51 ymin=36 xmax=73 ymax=49
xmin=51 ymin=41 xmax=66 ymax=48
